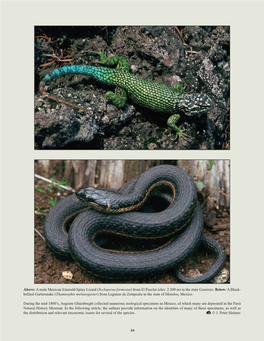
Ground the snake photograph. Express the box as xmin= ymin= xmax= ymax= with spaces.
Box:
xmin=42 ymin=164 xmax=227 ymax=283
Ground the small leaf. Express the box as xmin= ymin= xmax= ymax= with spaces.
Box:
xmin=60 ymin=179 xmax=67 ymax=185
xmin=208 ymin=160 xmax=214 ymax=170
xmin=49 ymin=197 xmax=57 ymax=207
xmin=195 ymin=181 xmax=204 ymax=191
xmin=35 ymin=212 xmax=45 ymax=216
xmin=35 ymin=188 xmax=46 ymax=193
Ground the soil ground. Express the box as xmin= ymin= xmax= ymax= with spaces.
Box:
xmin=34 ymin=183 xmax=230 ymax=284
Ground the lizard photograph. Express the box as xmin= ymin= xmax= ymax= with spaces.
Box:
xmin=35 ymin=26 xmax=230 ymax=150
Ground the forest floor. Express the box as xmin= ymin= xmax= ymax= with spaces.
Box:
xmin=34 ymin=181 xmax=230 ymax=285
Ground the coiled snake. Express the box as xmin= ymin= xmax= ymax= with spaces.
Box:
xmin=44 ymin=165 xmax=226 ymax=282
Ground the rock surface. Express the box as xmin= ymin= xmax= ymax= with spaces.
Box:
xmin=35 ymin=26 xmax=230 ymax=150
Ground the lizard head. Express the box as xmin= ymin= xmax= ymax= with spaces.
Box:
xmin=177 ymin=93 xmax=215 ymax=116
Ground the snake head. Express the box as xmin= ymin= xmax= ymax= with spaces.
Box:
xmin=177 ymin=93 xmax=215 ymax=116
xmin=76 ymin=187 xmax=119 ymax=213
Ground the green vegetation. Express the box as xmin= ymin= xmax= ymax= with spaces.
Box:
xmin=35 ymin=176 xmax=68 ymax=215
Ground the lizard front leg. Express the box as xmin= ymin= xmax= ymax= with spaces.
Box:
xmin=167 ymin=114 xmax=192 ymax=141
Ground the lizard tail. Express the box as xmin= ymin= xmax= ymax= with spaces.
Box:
xmin=39 ymin=65 xmax=118 ymax=111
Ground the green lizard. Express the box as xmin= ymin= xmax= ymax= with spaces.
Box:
xmin=39 ymin=51 xmax=214 ymax=139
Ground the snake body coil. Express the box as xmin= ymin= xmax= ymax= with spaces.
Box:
xmin=44 ymin=165 xmax=226 ymax=282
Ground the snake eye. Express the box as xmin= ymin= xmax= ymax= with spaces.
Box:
xmin=76 ymin=189 xmax=86 ymax=201
xmin=76 ymin=188 xmax=98 ymax=204
xmin=76 ymin=187 xmax=116 ymax=211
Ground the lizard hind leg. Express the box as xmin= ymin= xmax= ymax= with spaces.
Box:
xmin=105 ymin=86 xmax=127 ymax=109
xmin=98 ymin=53 xmax=130 ymax=73
xmin=87 ymin=44 xmax=130 ymax=73
xmin=87 ymin=46 xmax=130 ymax=110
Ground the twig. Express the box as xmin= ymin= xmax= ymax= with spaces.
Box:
xmin=175 ymin=27 xmax=201 ymax=55
xmin=34 ymin=228 xmax=45 ymax=241
xmin=34 ymin=174 xmax=75 ymax=192
xmin=201 ymin=187 xmax=227 ymax=208
xmin=175 ymin=26 xmax=186 ymax=45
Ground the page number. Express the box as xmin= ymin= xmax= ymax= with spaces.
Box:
xmin=130 ymin=329 xmax=135 ymax=332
